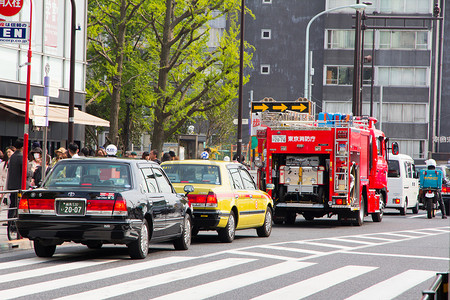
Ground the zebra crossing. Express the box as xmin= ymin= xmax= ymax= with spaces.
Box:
xmin=0 ymin=226 xmax=447 ymax=299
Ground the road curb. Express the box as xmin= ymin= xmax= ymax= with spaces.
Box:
xmin=0 ymin=238 xmax=33 ymax=253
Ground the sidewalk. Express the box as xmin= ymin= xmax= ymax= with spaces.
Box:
xmin=0 ymin=203 xmax=33 ymax=253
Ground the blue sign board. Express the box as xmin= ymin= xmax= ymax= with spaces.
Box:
xmin=0 ymin=22 xmax=29 ymax=44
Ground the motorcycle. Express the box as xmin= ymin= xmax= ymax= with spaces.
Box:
xmin=422 ymin=188 xmax=440 ymax=219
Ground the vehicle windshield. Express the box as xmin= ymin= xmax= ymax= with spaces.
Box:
xmin=162 ymin=164 xmax=221 ymax=185
xmin=388 ymin=160 xmax=400 ymax=178
xmin=43 ymin=161 xmax=132 ymax=190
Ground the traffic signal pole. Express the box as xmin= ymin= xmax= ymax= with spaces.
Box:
xmin=21 ymin=0 xmax=33 ymax=190
xmin=236 ymin=0 xmax=245 ymax=162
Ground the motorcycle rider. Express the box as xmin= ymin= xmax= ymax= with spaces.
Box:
xmin=419 ymin=159 xmax=447 ymax=219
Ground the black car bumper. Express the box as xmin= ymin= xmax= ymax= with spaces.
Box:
xmin=192 ymin=209 xmax=222 ymax=229
xmin=17 ymin=217 xmax=142 ymax=244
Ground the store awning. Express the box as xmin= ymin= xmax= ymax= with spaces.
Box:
xmin=0 ymin=98 xmax=109 ymax=127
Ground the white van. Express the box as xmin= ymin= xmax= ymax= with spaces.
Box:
xmin=387 ymin=154 xmax=419 ymax=215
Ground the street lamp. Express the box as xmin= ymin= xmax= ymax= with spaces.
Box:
xmin=303 ymin=3 xmax=368 ymax=100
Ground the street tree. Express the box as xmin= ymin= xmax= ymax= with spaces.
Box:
xmin=87 ymin=0 xmax=252 ymax=153
xmin=139 ymin=0 xmax=252 ymax=153
xmin=87 ymin=0 xmax=149 ymax=146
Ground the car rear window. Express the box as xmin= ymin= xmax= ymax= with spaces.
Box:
xmin=388 ymin=160 xmax=400 ymax=178
xmin=162 ymin=164 xmax=221 ymax=185
xmin=44 ymin=162 xmax=131 ymax=190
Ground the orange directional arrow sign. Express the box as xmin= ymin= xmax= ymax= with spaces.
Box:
xmin=273 ymin=103 xmax=288 ymax=111
xmin=291 ymin=103 xmax=308 ymax=112
xmin=253 ymin=103 xmax=269 ymax=112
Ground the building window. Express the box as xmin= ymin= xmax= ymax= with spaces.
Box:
xmin=379 ymin=31 xmax=429 ymax=50
xmin=261 ymin=64 xmax=270 ymax=74
xmin=391 ymin=139 xmax=426 ymax=159
xmin=382 ymin=103 xmax=427 ymax=123
xmin=325 ymin=66 xmax=372 ymax=85
xmin=261 ymin=29 xmax=271 ymax=39
xmin=378 ymin=67 xmax=427 ymax=86
xmin=327 ymin=0 xmax=431 ymax=15
xmin=262 ymin=0 xmax=272 ymax=3
xmin=326 ymin=29 xmax=373 ymax=49
xmin=380 ymin=0 xmax=431 ymax=14
xmin=323 ymin=101 xmax=427 ymax=126
xmin=327 ymin=0 xmax=377 ymax=14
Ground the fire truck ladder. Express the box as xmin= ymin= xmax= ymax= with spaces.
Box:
xmin=334 ymin=126 xmax=350 ymax=193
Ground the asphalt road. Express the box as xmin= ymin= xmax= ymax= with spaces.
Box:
xmin=0 ymin=209 xmax=448 ymax=300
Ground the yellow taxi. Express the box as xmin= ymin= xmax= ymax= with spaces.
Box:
xmin=162 ymin=160 xmax=273 ymax=242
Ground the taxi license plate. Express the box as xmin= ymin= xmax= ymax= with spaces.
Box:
xmin=56 ymin=199 xmax=86 ymax=216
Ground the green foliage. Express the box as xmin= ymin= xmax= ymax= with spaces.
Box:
xmin=86 ymin=0 xmax=253 ymax=152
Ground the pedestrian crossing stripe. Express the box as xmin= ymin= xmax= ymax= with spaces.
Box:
xmin=152 ymin=261 xmax=316 ymax=300
xmin=346 ymin=270 xmax=436 ymax=300
xmin=0 ymin=255 xmax=441 ymax=300
xmin=55 ymin=258 xmax=255 ymax=300
xmin=0 ymin=259 xmax=117 ymax=284
xmin=252 ymin=265 xmax=378 ymax=300
xmin=0 ymin=256 xmax=198 ymax=299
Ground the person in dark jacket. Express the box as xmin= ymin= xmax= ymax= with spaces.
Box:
xmin=6 ymin=138 xmax=27 ymax=231
xmin=32 ymin=155 xmax=52 ymax=187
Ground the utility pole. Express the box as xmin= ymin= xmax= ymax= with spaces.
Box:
xmin=352 ymin=0 xmax=363 ymax=117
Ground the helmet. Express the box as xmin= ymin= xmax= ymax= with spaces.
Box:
xmin=425 ymin=159 xmax=437 ymax=167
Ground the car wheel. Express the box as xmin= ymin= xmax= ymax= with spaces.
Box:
xmin=353 ymin=196 xmax=365 ymax=226
xmin=218 ymin=211 xmax=236 ymax=243
xmin=371 ymin=193 xmax=384 ymax=222
xmin=412 ymin=200 xmax=419 ymax=214
xmin=7 ymin=221 xmax=20 ymax=241
xmin=173 ymin=214 xmax=192 ymax=250
xmin=285 ymin=212 xmax=296 ymax=225
xmin=191 ymin=226 xmax=199 ymax=237
xmin=303 ymin=213 xmax=314 ymax=221
xmin=128 ymin=219 xmax=149 ymax=259
xmin=256 ymin=208 xmax=273 ymax=237
xmin=34 ymin=240 xmax=56 ymax=258
xmin=399 ymin=199 xmax=407 ymax=216
xmin=85 ymin=241 xmax=103 ymax=249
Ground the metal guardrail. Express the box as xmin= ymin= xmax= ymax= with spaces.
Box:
xmin=421 ymin=272 xmax=449 ymax=300
xmin=0 ymin=189 xmax=20 ymax=223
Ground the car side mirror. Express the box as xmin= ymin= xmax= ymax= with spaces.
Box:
xmin=183 ymin=185 xmax=194 ymax=195
xmin=391 ymin=142 xmax=399 ymax=155
xmin=266 ymin=183 xmax=274 ymax=190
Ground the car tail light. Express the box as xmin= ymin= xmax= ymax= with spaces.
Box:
xmin=206 ymin=192 xmax=218 ymax=207
xmin=187 ymin=193 xmax=217 ymax=207
xmin=394 ymin=198 xmax=400 ymax=204
xmin=18 ymin=196 xmax=29 ymax=214
xmin=86 ymin=200 xmax=115 ymax=215
xmin=187 ymin=194 xmax=207 ymax=204
xmin=113 ymin=195 xmax=127 ymax=216
xmin=28 ymin=198 xmax=55 ymax=214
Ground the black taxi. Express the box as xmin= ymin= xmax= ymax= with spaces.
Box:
xmin=17 ymin=157 xmax=193 ymax=259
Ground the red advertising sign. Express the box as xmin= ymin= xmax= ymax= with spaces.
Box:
xmin=0 ymin=0 xmax=24 ymax=17
xmin=44 ymin=0 xmax=58 ymax=49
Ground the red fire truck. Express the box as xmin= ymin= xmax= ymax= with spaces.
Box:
xmin=255 ymin=110 xmax=398 ymax=226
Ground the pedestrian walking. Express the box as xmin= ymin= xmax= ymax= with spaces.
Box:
xmin=51 ymin=147 xmax=67 ymax=167
xmin=6 ymin=138 xmax=27 ymax=234
xmin=149 ymin=149 xmax=161 ymax=164
xmin=142 ymin=151 xmax=150 ymax=160
xmin=32 ymin=154 xmax=51 ymax=187
xmin=0 ymin=146 xmax=15 ymax=204
xmin=28 ymin=147 xmax=42 ymax=187
xmin=68 ymin=143 xmax=80 ymax=158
